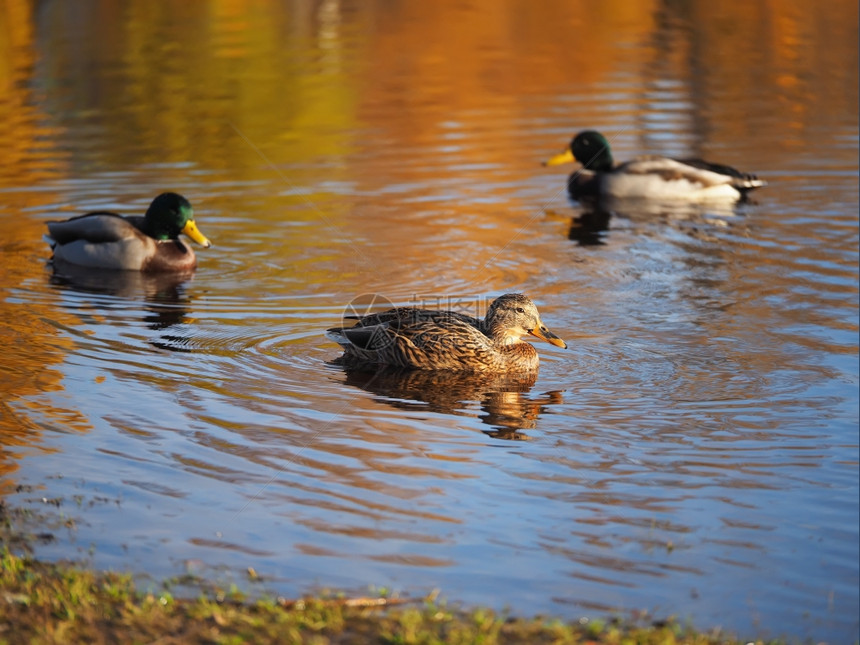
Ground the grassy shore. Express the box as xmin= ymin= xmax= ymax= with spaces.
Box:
xmin=0 ymin=548 xmax=785 ymax=645
xmin=0 ymin=501 xmax=779 ymax=644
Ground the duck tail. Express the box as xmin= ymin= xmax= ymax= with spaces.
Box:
xmin=737 ymin=174 xmax=767 ymax=195
xmin=325 ymin=328 xmax=349 ymax=347
xmin=740 ymin=174 xmax=767 ymax=189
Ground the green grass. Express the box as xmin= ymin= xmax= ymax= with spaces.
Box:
xmin=0 ymin=548 xmax=783 ymax=645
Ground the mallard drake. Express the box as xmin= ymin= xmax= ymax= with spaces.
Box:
xmin=46 ymin=192 xmax=211 ymax=272
xmin=544 ymin=130 xmax=765 ymax=203
xmin=327 ymin=293 xmax=567 ymax=372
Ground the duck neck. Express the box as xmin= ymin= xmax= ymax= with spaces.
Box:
xmin=485 ymin=321 xmax=528 ymax=348
xmin=139 ymin=216 xmax=176 ymax=241
xmin=480 ymin=320 xmax=540 ymax=370
xmin=484 ymin=320 xmax=511 ymax=344
xmin=585 ymin=147 xmax=614 ymax=172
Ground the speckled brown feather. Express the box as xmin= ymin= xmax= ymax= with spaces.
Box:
xmin=327 ymin=294 xmax=566 ymax=372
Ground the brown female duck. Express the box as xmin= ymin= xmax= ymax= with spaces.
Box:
xmin=327 ymin=293 xmax=567 ymax=372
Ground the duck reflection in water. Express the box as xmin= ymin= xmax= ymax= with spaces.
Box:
xmin=566 ymin=207 xmax=612 ymax=246
xmin=557 ymin=194 xmax=750 ymax=247
xmin=328 ymin=293 xmax=567 ymax=439
xmin=48 ymin=261 xmax=196 ymax=352
xmin=336 ymin=366 xmax=564 ymax=440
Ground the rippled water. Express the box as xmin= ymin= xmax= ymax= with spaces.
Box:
xmin=1 ymin=1 xmax=858 ymax=642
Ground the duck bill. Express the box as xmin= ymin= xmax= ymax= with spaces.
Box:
xmin=543 ymin=147 xmax=576 ymax=167
xmin=181 ymin=219 xmax=212 ymax=248
xmin=529 ymin=326 xmax=567 ymax=349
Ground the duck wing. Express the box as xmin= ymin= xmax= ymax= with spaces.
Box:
xmin=47 ymin=213 xmax=145 ymax=245
xmin=619 ymin=156 xmax=764 ymax=189
xmin=330 ymin=315 xmax=497 ymax=370
xmin=46 ymin=213 xmax=165 ymax=271
xmin=393 ymin=317 xmax=499 ymax=369
xmin=675 ymin=157 xmax=766 ymax=188
xmin=344 ymin=307 xmax=481 ymax=328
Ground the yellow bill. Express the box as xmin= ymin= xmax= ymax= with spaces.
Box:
xmin=543 ymin=147 xmax=576 ymax=167
xmin=181 ymin=219 xmax=212 ymax=248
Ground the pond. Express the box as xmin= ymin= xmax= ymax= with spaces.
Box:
xmin=0 ymin=1 xmax=857 ymax=641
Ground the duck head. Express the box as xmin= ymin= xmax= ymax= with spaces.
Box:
xmin=544 ymin=130 xmax=615 ymax=173
xmin=144 ymin=192 xmax=211 ymax=247
xmin=485 ymin=293 xmax=567 ymax=349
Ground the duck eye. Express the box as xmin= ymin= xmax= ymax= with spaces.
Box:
xmin=515 ymin=307 xmax=526 ymax=313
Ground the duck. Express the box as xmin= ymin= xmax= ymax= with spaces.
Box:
xmin=543 ymin=130 xmax=766 ymax=203
xmin=45 ymin=192 xmax=211 ymax=272
xmin=327 ymin=293 xmax=567 ymax=372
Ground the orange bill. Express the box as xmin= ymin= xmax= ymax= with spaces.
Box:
xmin=530 ymin=326 xmax=567 ymax=349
